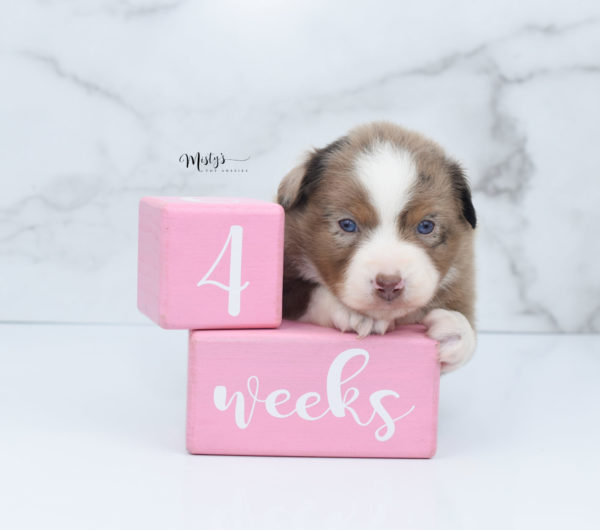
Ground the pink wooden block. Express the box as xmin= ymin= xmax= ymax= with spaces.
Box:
xmin=187 ymin=320 xmax=440 ymax=458
xmin=137 ymin=197 xmax=284 ymax=329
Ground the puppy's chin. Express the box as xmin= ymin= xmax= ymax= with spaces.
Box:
xmin=337 ymin=291 xmax=435 ymax=322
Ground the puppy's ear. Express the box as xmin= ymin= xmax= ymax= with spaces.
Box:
xmin=277 ymin=136 xmax=349 ymax=210
xmin=447 ymin=161 xmax=477 ymax=229
xmin=277 ymin=160 xmax=309 ymax=210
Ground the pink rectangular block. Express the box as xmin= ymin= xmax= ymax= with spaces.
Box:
xmin=137 ymin=197 xmax=284 ymax=329
xmin=187 ymin=320 xmax=440 ymax=458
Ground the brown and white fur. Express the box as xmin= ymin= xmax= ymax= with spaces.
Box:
xmin=277 ymin=121 xmax=477 ymax=373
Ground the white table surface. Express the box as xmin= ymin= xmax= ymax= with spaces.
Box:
xmin=1 ymin=323 xmax=598 ymax=530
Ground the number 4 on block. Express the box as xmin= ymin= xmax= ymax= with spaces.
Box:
xmin=137 ymin=197 xmax=284 ymax=329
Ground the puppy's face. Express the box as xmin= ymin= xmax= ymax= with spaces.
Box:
xmin=279 ymin=122 xmax=476 ymax=321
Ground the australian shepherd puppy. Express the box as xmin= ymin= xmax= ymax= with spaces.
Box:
xmin=277 ymin=121 xmax=477 ymax=373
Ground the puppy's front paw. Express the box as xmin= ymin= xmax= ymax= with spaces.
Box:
xmin=333 ymin=305 xmax=392 ymax=338
xmin=422 ymin=308 xmax=476 ymax=373
xmin=299 ymin=285 xmax=393 ymax=337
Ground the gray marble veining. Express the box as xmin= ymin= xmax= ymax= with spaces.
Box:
xmin=1 ymin=1 xmax=599 ymax=331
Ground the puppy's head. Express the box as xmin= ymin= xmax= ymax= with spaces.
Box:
xmin=278 ymin=121 xmax=476 ymax=321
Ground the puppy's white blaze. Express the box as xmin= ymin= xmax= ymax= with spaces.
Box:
xmin=354 ymin=141 xmax=418 ymax=228
xmin=344 ymin=142 xmax=439 ymax=318
xmin=340 ymin=229 xmax=440 ymax=318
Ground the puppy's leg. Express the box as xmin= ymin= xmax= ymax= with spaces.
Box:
xmin=422 ymin=308 xmax=476 ymax=373
xmin=299 ymin=285 xmax=392 ymax=338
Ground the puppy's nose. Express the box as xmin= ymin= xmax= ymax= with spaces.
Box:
xmin=374 ymin=273 xmax=404 ymax=301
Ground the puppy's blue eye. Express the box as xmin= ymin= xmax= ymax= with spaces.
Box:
xmin=417 ymin=220 xmax=435 ymax=234
xmin=339 ymin=218 xmax=358 ymax=233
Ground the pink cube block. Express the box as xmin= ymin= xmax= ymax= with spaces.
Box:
xmin=187 ymin=320 xmax=440 ymax=458
xmin=137 ymin=197 xmax=284 ymax=329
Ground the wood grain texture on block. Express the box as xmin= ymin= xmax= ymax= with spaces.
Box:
xmin=137 ymin=197 xmax=284 ymax=329
xmin=187 ymin=320 xmax=440 ymax=458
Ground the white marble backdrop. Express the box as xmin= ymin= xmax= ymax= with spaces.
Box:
xmin=1 ymin=0 xmax=599 ymax=332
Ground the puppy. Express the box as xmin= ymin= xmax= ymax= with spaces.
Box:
xmin=277 ymin=121 xmax=477 ymax=373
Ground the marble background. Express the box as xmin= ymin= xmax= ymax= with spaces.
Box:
xmin=1 ymin=0 xmax=599 ymax=332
